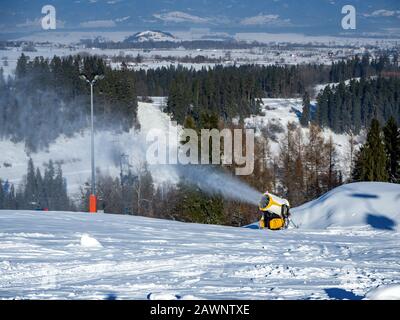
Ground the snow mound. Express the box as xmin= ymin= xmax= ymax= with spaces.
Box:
xmin=80 ymin=234 xmax=103 ymax=248
xmin=293 ymin=182 xmax=400 ymax=230
xmin=147 ymin=292 xmax=181 ymax=300
xmin=365 ymin=285 xmax=400 ymax=300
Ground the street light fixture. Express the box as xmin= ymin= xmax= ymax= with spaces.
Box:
xmin=80 ymin=73 xmax=104 ymax=213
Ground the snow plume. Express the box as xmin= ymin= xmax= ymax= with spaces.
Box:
xmin=174 ymin=165 xmax=262 ymax=205
xmin=103 ymin=133 xmax=262 ymax=206
xmin=137 ymin=102 xmax=262 ymax=205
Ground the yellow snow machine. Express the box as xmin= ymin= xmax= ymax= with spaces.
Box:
xmin=258 ymin=192 xmax=291 ymax=230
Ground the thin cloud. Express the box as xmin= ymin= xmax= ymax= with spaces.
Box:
xmin=153 ymin=11 xmax=211 ymax=24
xmin=240 ymin=14 xmax=291 ymax=26
xmin=364 ymin=9 xmax=400 ymax=18
xmin=80 ymin=20 xmax=116 ymax=28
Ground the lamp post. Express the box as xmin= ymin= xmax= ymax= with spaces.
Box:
xmin=80 ymin=74 xmax=104 ymax=213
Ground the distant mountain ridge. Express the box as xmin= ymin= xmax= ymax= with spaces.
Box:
xmin=124 ymin=30 xmax=177 ymax=43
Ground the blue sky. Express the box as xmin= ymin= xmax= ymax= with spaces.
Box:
xmin=0 ymin=0 xmax=399 ymax=37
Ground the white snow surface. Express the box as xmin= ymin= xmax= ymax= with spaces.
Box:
xmin=0 ymin=209 xmax=399 ymax=300
xmin=80 ymin=234 xmax=103 ymax=248
xmin=293 ymin=182 xmax=400 ymax=231
xmin=365 ymin=285 xmax=400 ymax=300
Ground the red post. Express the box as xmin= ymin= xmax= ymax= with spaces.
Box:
xmin=89 ymin=194 xmax=97 ymax=213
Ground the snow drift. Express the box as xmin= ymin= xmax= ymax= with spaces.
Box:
xmin=293 ymin=182 xmax=400 ymax=231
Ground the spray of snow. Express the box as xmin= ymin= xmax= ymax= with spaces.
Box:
xmin=138 ymin=99 xmax=262 ymax=205
xmin=175 ymin=165 xmax=262 ymax=205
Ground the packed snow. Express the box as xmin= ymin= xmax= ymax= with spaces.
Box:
xmin=80 ymin=234 xmax=103 ymax=249
xmin=365 ymin=285 xmax=400 ymax=300
xmin=0 ymin=199 xmax=399 ymax=300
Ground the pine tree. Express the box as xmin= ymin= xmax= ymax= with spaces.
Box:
xmin=300 ymin=91 xmax=311 ymax=127
xmin=15 ymin=53 xmax=28 ymax=79
xmin=35 ymin=168 xmax=46 ymax=209
xmin=44 ymin=160 xmax=56 ymax=209
xmin=352 ymin=119 xmax=388 ymax=181
xmin=383 ymin=116 xmax=400 ymax=183
xmin=53 ymin=164 xmax=69 ymax=210
xmin=24 ymin=158 xmax=38 ymax=209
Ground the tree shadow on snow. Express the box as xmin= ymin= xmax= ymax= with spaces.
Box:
xmin=349 ymin=193 xmax=379 ymax=199
xmin=366 ymin=214 xmax=396 ymax=231
xmin=325 ymin=288 xmax=364 ymax=300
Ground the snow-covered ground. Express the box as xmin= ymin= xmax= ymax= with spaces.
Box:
xmin=0 ymin=202 xmax=399 ymax=300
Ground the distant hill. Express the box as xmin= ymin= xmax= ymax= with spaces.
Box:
xmin=124 ymin=30 xmax=177 ymax=43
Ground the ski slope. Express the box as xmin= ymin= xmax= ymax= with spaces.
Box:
xmin=0 ymin=206 xmax=399 ymax=300
xmin=0 ymin=98 xmax=178 ymax=198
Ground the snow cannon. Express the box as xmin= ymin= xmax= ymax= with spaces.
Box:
xmin=258 ymin=192 xmax=291 ymax=230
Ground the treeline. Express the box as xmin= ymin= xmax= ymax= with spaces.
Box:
xmin=134 ymin=55 xmax=397 ymax=127
xmin=328 ymin=54 xmax=397 ymax=82
xmin=0 ymin=159 xmax=73 ymax=211
xmin=313 ymin=77 xmax=400 ymax=134
xmin=353 ymin=117 xmax=400 ymax=183
xmin=266 ymin=122 xmax=343 ymax=206
xmin=1 ymin=53 xmax=397 ymax=151
xmin=136 ymin=64 xmax=326 ymax=126
xmin=80 ymin=39 xmax=261 ymax=50
xmin=0 ymin=54 xmax=138 ymax=151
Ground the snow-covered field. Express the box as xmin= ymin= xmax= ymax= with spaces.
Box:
xmin=0 ymin=44 xmax=344 ymax=78
xmin=4 ymin=30 xmax=395 ymax=78
xmin=0 ymin=196 xmax=399 ymax=300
